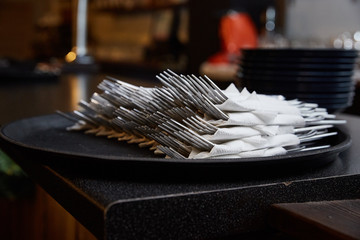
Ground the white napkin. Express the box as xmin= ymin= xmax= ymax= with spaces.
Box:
xmin=222 ymin=84 xmax=286 ymax=102
xmin=253 ymin=125 xmax=294 ymax=136
xmin=189 ymin=133 xmax=300 ymax=158
xmin=202 ymin=125 xmax=294 ymax=142
xmin=200 ymin=146 xmax=287 ymax=159
xmin=207 ymin=111 xmax=305 ymax=127
xmin=218 ymin=85 xmax=301 ymax=115
xmin=221 ymin=84 xmax=251 ymax=102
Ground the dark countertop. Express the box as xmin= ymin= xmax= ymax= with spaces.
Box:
xmin=1 ymin=74 xmax=360 ymax=239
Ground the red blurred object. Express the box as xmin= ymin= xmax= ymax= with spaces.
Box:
xmin=208 ymin=11 xmax=258 ymax=64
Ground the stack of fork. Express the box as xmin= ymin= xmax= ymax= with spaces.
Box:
xmin=58 ymin=69 xmax=346 ymax=159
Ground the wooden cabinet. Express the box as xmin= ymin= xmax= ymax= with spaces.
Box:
xmin=87 ymin=0 xmax=190 ymax=75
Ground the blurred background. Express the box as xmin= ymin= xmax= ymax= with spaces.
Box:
xmin=0 ymin=0 xmax=360 ymax=239
xmin=1 ymin=0 xmax=360 ymax=73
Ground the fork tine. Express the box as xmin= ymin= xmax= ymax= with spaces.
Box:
xmin=188 ymin=75 xmax=223 ymax=104
xmin=203 ymin=75 xmax=228 ymax=102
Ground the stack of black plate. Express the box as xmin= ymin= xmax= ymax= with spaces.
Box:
xmin=239 ymin=48 xmax=359 ymax=112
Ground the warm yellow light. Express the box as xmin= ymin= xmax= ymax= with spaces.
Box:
xmin=65 ymin=51 xmax=77 ymax=62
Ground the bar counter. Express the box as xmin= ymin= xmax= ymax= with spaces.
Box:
xmin=1 ymin=73 xmax=360 ymax=239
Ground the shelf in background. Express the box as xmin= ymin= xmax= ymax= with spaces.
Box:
xmin=90 ymin=0 xmax=187 ymax=14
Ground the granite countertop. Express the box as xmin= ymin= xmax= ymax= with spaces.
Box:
xmin=0 ymin=113 xmax=359 ymax=239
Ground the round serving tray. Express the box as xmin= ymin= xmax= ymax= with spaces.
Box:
xmin=240 ymin=56 xmax=358 ymax=64
xmin=240 ymin=69 xmax=354 ymax=77
xmin=242 ymin=81 xmax=355 ymax=93
xmin=238 ymin=74 xmax=353 ymax=83
xmin=0 ymin=114 xmax=352 ymax=173
xmin=240 ymin=61 xmax=355 ymax=70
xmin=279 ymin=92 xmax=353 ymax=99
xmin=241 ymin=48 xmax=359 ymax=58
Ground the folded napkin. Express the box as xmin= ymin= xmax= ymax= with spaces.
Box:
xmin=202 ymin=125 xmax=294 ymax=142
xmin=196 ymin=146 xmax=287 ymax=159
xmin=207 ymin=111 xmax=305 ymax=127
xmin=218 ymin=84 xmax=300 ymax=114
xmin=189 ymin=133 xmax=299 ymax=158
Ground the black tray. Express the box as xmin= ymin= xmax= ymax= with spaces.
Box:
xmin=242 ymin=49 xmax=359 ymax=58
xmin=241 ymin=69 xmax=354 ymax=77
xmin=279 ymin=92 xmax=353 ymax=99
xmin=240 ymin=62 xmax=355 ymax=70
xmin=285 ymin=97 xmax=353 ymax=104
xmin=242 ymin=79 xmax=354 ymax=87
xmin=0 ymin=114 xmax=352 ymax=173
xmin=240 ymin=56 xmax=358 ymax=64
xmin=238 ymin=74 xmax=353 ymax=83
xmin=243 ymin=81 xmax=355 ymax=93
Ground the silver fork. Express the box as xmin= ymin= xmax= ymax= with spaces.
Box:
xmin=164 ymin=69 xmax=228 ymax=104
xmin=159 ymin=119 xmax=214 ymax=150
xmin=156 ymin=71 xmax=229 ymax=120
